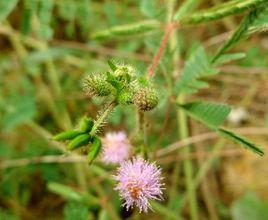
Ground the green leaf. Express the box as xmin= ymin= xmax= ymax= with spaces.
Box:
xmin=2 ymin=93 xmax=36 ymax=131
xmin=174 ymin=0 xmax=200 ymax=21
xmin=0 ymin=0 xmax=18 ymax=23
xmin=64 ymin=201 xmax=89 ymax=220
xmin=57 ymin=0 xmax=76 ymax=21
xmin=20 ymin=0 xmax=35 ymax=35
xmin=212 ymin=6 xmax=267 ymax=62
xmin=181 ymin=0 xmax=268 ymax=25
xmin=178 ymin=101 xmax=231 ymax=128
xmin=47 ymin=182 xmax=99 ymax=205
xmin=103 ymin=1 xmax=117 ymax=26
xmin=140 ymin=0 xmax=158 ymax=18
xmin=217 ymin=128 xmax=264 ymax=156
xmin=0 ymin=207 xmax=19 ymax=220
xmin=231 ymin=192 xmax=268 ymax=220
xmin=76 ymin=0 xmax=91 ymax=37
xmin=214 ymin=53 xmax=246 ymax=65
xmin=48 ymin=182 xmax=83 ymax=201
xmin=91 ymin=20 xmax=161 ymax=40
xmin=177 ymin=101 xmax=264 ymax=156
xmin=38 ymin=0 xmax=54 ymax=40
xmin=22 ymin=47 xmax=76 ymax=65
xmin=174 ymin=47 xmax=218 ymax=94
xmin=247 ymin=6 xmax=268 ymax=34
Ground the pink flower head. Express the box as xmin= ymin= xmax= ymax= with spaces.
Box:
xmin=102 ymin=131 xmax=131 ymax=164
xmin=114 ymin=157 xmax=164 ymax=212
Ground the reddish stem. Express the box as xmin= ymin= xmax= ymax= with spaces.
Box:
xmin=147 ymin=22 xmax=178 ymax=78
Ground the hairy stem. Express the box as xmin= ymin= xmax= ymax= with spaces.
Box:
xmin=90 ymin=101 xmax=117 ymax=136
xmin=147 ymin=22 xmax=178 ymax=78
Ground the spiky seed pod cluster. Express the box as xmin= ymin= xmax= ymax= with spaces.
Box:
xmin=83 ymin=73 xmax=113 ymax=97
xmin=133 ymin=87 xmax=159 ymax=111
xmin=53 ymin=117 xmax=101 ymax=163
xmin=82 ymin=61 xmax=137 ymax=99
xmin=82 ymin=60 xmax=159 ymax=111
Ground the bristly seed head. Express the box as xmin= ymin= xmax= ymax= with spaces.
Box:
xmin=114 ymin=157 xmax=164 ymax=213
xmin=133 ymin=87 xmax=159 ymax=111
xmin=114 ymin=64 xmax=137 ymax=78
xmin=82 ymin=74 xmax=113 ymax=97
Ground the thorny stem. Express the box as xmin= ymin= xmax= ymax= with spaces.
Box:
xmin=147 ymin=22 xmax=178 ymax=78
xmin=90 ymin=101 xmax=117 ymax=136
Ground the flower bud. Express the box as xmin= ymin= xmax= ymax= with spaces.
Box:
xmin=133 ymin=88 xmax=158 ymax=111
xmin=113 ymin=64 xmax=136 ymax=86
xmin=118 ymin=91 xmax=133 ymax=105
xmin=83 ymin=74 xmax=113 ymax=97
xmin=114 ymin=64 xmax=136 ymax=78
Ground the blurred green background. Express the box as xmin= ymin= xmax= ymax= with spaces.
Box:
xmin=0 ymin=0 xmax=268 ymax=219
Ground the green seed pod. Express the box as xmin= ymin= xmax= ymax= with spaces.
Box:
xmin=79 ymin=117 xmax=94 ymax=133
xmin=91 ymin=20 xmax=160 ymax=41
xmin=53 ymin=130 xmax=83 ymax=141
xmin=82 ymin=74 xmax=113 ymax=97
xmin=133 ymin=88 xmax=159 ymax=111
xmin=87 ymin=136 xmax=101 ymax=164
xmin=118 ymin=90 xmax=133 ymax=105
xmin=67 ymin=134 xmax=91 ymax=151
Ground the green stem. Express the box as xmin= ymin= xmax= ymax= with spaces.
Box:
xmin=166 ymin=1 xmax=183 ymax=217
xmin=178 ymin=139 xmax=225 ymax=212
xmin=138 ymin=111 xmax=148 ymax=159
xmin=167 ymin=0 xmax=198 ymax=219
xmin=90 ymin=101 xmax=117 ymax=136
xmin=85 ymin=167 xmax=120 ymax=220
xmin=151 ymin=201 xmax=179 ymax=220
xmin=178 ymin=95 xmax=199 ymax=220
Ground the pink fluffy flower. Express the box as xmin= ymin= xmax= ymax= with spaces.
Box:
xmin=114 ymin=157 xmax=164 ymax=212
xmin=101 ymin=131 xmax=131 ymax=164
